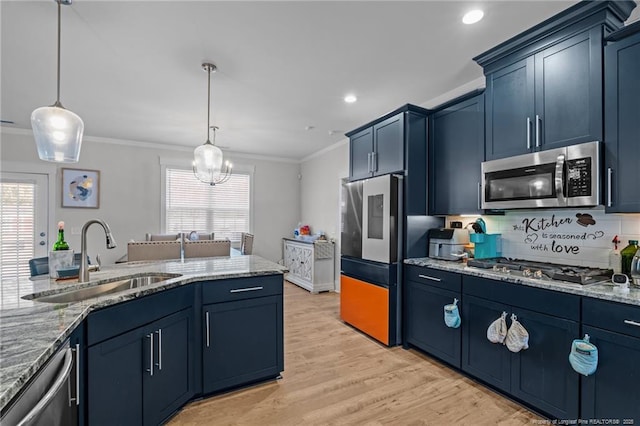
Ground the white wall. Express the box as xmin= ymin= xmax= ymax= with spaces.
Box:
xmin=1 ymin=130 xmax=301 ymax=265
xmin=299 ymin=141 xmax=350 ymax=290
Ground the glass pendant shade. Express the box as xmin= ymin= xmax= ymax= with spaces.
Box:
xmin=31 ymin=105 xmax=84 ymax=163
xmin=193 ymin=141 xmax=224 ymax=181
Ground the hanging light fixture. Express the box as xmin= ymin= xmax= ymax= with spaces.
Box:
xmin=31 ymin=0 xmax=84 ymax=163
xmin=193 ymin=62 xmax=232 ymax=186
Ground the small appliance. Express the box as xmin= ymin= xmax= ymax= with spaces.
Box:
xmin=427 ymin=228 xmax=470 ymax=261
xmin=481 ymin=141 xmax=601 ymax=209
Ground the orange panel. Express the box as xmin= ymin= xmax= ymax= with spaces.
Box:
xmin=340 ymin=275 xmax=389 ymax=345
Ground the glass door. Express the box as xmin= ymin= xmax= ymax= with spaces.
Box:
xmin=0 ymin=172 xmax=49 ymax=280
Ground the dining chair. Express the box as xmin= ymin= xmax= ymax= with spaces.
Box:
xmin=127 ymin=241 xmax=182 ymax=261
xmin=183 ymin=240 xmax=230 ymax=258
xmin=241 ymin=233 xmax=254 ymax=255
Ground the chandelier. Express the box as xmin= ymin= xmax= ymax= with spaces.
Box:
xmin=192 ymin=62 xmax=232 ymax=186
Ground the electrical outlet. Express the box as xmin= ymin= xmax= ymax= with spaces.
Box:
xmin=71 ymin=227 xmax=81 ymax=235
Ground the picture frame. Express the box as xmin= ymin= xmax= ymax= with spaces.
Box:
xmin=61 ymin=168 xmax=100 ymax=208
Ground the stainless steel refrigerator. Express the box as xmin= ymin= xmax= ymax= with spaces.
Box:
xmin=340 ymin=174 xmax=442 ymax=346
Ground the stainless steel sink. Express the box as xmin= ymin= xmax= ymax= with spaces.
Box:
xmin=27 ymin=273 xmax=182 ymax=304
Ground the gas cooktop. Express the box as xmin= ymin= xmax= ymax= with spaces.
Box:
xmin=466 ymin=258 xmax=613 ymax=285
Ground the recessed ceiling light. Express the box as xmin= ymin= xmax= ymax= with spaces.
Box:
xmin=462 ymin=9 xmax=484 ymax=25
xmin=344 ymin=94 xmax=357 ymax=104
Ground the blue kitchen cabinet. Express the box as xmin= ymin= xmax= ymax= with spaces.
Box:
xmin=604 ymin=22 xmax=640 ymax=213
xmin=68 ymin=322 xmax=85 ymax=426
xmin=462 ymin=275 xmax=580 ymax=420
xmin=86 ymin=285 xmax=195 ymax=425
xmin=476 ymin=1 xmax=634 ymax=160
xmin=429 ymin=91 xmax=485 ymax=215
xmin=348 ymin=113 xmax=404 ymax=181
xmin=484 ymin=57 xmax=535 ymax=160
xmin=404 ymin=266 xmax=462 ymax=367
xmin=581 ymin=298 xmax=640 ymax=422
xmin=349 ymin=127 xmax=374 ymax=181
xmin=200 ymin=275 xmax=284 ymax=395
xmin=87 ymin=308 xmax=194 ymax=426
xmin=482 ymin=30 xmax=603 ymax=160
xmin=346 ymin=104 xmax=428 ymax=215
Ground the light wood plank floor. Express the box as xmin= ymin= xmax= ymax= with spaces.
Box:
xmin=169 ymin=282 xmax=541 ymax=425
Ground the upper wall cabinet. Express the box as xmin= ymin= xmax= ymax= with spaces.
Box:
xmin=475 ymin=0 xmax=636 ymax=161
xmin=429 ymin=91 xmax=485 ymax=216
xmin=346 ymin=104 xmax=429 ymax=215
xmin=604 ymin=22 xmax=640 ymax=213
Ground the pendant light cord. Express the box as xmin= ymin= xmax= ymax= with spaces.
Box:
xmin=55 ymin=0 xmax=62 ymax=106
xmin=206 ymin=65 xmax=211 ymax=143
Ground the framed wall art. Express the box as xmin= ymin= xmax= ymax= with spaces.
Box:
xmin=61 ymin=168 xmax=100 ymax=208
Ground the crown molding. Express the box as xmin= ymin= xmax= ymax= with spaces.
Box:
xmin=300 ymin=138 xmax=349 ymax=163
xmin=1 ymin=126 xmax=300 ymax=164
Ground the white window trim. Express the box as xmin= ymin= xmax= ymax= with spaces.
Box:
xmin=159 ymin=156 xmax=255 ymax=240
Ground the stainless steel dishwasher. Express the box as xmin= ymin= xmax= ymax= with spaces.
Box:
xmin=0 ymin=341 xmax=78 ymax=426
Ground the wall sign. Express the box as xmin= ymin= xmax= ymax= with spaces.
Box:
xmin=511 ymin=213 xmax=604 ymax=256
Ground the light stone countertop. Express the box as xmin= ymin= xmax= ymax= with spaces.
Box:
xmin=0 ymin=255 xmax=287 ymax=412
xmin=405 ymin=257 xmax=640 ymax=306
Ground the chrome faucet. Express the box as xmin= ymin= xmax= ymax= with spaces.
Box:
xmin=79 ymin=219 xmax=117 ymax=282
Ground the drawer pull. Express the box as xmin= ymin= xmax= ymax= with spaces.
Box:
xmin=230 ymin=286 xmax=264 ymax=293
xmin=624 ymin=319 xmax=640 ymax=327
xmin=418 ymin=274 xmax=441 ymax=282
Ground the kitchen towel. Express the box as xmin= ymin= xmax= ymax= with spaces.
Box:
xmin=487 ymin=312 xmax=508 ymax=344
xmin=505 ymin=314 xmax=529 ymax=353
xmin=444 ymin=298 xmax=461 ymax=328
xmin=569 ymin=334 xmax=598 ymax=376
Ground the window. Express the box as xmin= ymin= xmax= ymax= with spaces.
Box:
xmin=164 ymin=167 xmax=251 ymax=243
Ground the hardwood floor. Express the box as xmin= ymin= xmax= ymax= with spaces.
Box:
xmin=168 ymin=282 xmax=541 ymax=425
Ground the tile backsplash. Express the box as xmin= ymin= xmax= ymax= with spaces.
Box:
xmin=448 ymin=208 xmax=640 ymax=269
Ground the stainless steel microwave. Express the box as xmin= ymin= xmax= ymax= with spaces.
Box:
xmin=481 ymin=141 xmax=601 ymax=209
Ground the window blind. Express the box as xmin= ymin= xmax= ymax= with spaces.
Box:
xmin=165 ymin=168 xmax=250 ymax=242
xmin=0 ymin=181 xmax=36 ymax=280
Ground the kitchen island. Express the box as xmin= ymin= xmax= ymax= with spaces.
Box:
xmin=0 ymin=255 xmax=287 ymax=421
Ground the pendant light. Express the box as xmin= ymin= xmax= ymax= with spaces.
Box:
xmin=31 ymin=0 xmax=84 ymax=163
xmin=193 ymin=62 xmax=232 ymax=186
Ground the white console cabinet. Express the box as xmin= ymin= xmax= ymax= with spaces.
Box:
xmin=283 ymin=238 xmax=335 ymax=293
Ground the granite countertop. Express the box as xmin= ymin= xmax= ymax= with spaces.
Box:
xmin=405 ymin=258 xmax=640 ymax=307
xmin=0 ymin=255 xmax=287 ymax=412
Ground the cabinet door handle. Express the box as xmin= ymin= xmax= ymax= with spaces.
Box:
xmin=526 ymin=117 xmax=532 ymax=150
xmin=230 ymin=286 xmax=264 ymax=293
xmin=155 ymin=329 xmax=162 ymax=371
xmin=477 ymin=182 xmax=482 ymax=210
xmin=535 ymin=115 xmax=541 ymax=148
xmin=69 ymin=343 xmax=80 ymax=406
xmin=607 ymin=168 xmax=613 ymax=207
xmin=147 ymin=333 xmax=154 ymax=376
xmin=372 ymin=152 xmax=377 ymax=172
xmin=418 ymin=274 xmax=441 ymax=282
xmin=367 ymin=152 xmax=372 ymax=173
xmin=205 ymin=311 xmax=210 ymax=348
xmin=624 ymin=319 xmax=640 ymax=327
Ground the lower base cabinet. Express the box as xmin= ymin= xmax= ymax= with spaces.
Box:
xmin=581 ymin=298 xmax=640 ymax=422
xmin=203 ymin=295 xmax=284 ymax=393
xmin=461 ymin=277 xmax=580 ymax=420
xmin=87 ymin=308 xmax=194 ymax=426
xmin=404 ymin=266 xmax=462 ymax=367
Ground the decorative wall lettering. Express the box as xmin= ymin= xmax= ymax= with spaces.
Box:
xmin=515 ymin=212 xmax=604 ymax=256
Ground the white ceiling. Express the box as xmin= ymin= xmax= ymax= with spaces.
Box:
xmin=3 ymin=0 xmax=635 ymax=161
